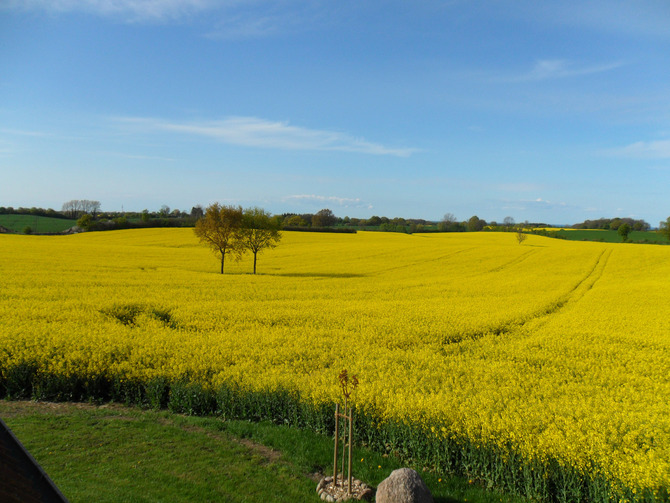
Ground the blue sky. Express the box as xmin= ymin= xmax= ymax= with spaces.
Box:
xmin=1 ymin=1 xmax=670 ymax=225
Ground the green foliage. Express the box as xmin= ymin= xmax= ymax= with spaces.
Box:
xmin=283 ymin=214 xmax=308 ymax=227
xmin=77 ymin=213 xmax=92 ymax=230
xmin=312 ymin=208 xmax=337 ymax=227
xmin=242 ymin=207 xmax=282 ymax=274
xmin=467 ymin=215 xmax=486 ymax=232
xmin=573 ymin=217 xmax=650 ymax=231
xmin=168 ymin=379 xmax=217 ymax=416
xmin=659 ymin=217 xmax=670 ymax=241
xmin=1 ymin=361 xmax=39 ymax=399
xmin=515 ymin=229 xmax=527 ymax=244
xmin=193 ymin=203 xmax=244 ymax=274
xmin=618 ymin=223 xmax=631 ymax=242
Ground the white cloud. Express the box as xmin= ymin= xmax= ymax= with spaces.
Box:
xmin=2 ymin=0 xmax=220 ymax=22
xmin=114 ymin=116 xmax=417 ymax=157
xmin=610 ymin=139 xmax=670 ymax=159
xmin=4 ymin=0 xmax=323 ymax=34
xmin=284 ymin=195 xmax=372 ymax=209
xmin=506 ymin=59 xmax=625 ymax=82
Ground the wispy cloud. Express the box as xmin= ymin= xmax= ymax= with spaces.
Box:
xmin=501 ymin=197 xmax=567 ymax=212
xmin=105 ymin=152 xmax=178 ymax=162
xmin=504 ymin=59 xmax=625 ymax=82
xmin=536 ymin=1 xmax=670 ymax=40
xmin=2 ymin=0 xmax=220 ymax=22
xmin=114 ymin=116 xmax=418 ymax=157
xmin=607 ymin=139 xmax=670 ymax=159
xmin=0 ymin=128 xmax=53 ymax=138
xmin=283 ymin=194 xmax=372 ymax=209
xmin=4 ymin=0 xmax=324 ymax=35
xmin=205 ymin=4 xmax=324 ymax=40
xmin=497 ymin=182 xmax=545 ymax=192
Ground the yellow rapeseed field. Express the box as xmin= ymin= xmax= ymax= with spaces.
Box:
xmin=1 ymin=229 xmax=668 ymax=500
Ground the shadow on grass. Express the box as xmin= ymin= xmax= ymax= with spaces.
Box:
xmin=264 ymin=272 xmax=367 ymax=278
xmin=435 ymin=496 xmax=462 ymax=503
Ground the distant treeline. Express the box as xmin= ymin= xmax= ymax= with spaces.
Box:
xmin=0 ymin=206 xmax=73 ymax=220
xmin=1 ymin=204 xmax=654 ymax=236
xmin=571 ymin=217 xmax=650 ymax=231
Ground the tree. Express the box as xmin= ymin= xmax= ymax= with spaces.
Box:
xmin=467 ymin=215 xmax=485 ymax=232
xmin=658 ymin=217 xmax=670 ymax=241
xmin=618 ymin=223 xmax=631 ymax=242
xmin=503 ymin=216 xmax=515 ymax=228
xmin=190 ymin=205 xmax=204 ymax=219
xmin=193 ymin=204 xmax=244 ymax=274
xmin=284 ymin=214 xmax=307 ymax=227
xmin=516 ymin=227 xmax=527 ymax=244
xmin=312 ymin=208 xmax=337 ymax=227
xmin=241 ymin=207 xmax=282 ymax=274
xmin=77 ymin=213 xmax=92 ymax=230
xmin=365 ymin=215 xmax=382 ymax=226
xmin=438 ymin=213 xmax=457 ymax=232
xmin=62 ymin=199 xmax=101 ymax=219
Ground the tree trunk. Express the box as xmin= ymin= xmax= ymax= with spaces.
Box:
xmin=220 ymin=255 xmax=225 ymax=274
xmin=253 ymin=252 xmax=257 ymax=274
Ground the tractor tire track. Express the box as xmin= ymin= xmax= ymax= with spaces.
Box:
xmin=439 ymin=248 xmax=613 ymax=347
xmin=487 ymin=249 xmax=537 ymax=273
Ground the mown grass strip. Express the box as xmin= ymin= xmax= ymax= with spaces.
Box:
xmin=0 ymin=400 xmax=525 ymax=503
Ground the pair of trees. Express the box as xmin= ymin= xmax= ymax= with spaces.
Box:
xmin=194 ymin=204 xmax=282 ymax=275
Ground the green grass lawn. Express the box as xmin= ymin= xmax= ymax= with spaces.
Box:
xmin=0 ymin=401 xmax=525 ymax=503
xmin=0 ymin=214 xmax=77 ymax=234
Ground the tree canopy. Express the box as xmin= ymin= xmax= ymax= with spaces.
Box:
xmin=193 ymin=204 xmax=244 ymax=274
xmin=241 ymin=207 xmax=282 ymax=274
xmin=659 ymin=217 xmax=670 ymax=241
xmin=193 ymin=204 xmax=282 ymax=274
xmin=312 ymin=208 xmax=337 ymax=227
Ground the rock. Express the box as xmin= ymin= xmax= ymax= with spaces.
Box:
xmin=375 ymin=468 xmax=433 ymax=503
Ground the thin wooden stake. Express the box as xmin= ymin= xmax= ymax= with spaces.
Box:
xmin=340 ymin=396 xmax=347 ymax=485
xmin=348 ymin=407 xmax=353 ymax=495
xmin=333 ymin=403 xmax=339 ymax=484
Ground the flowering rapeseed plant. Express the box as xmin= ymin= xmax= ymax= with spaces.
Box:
xmin=0 ymin=228 xmax=668 ymax=500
